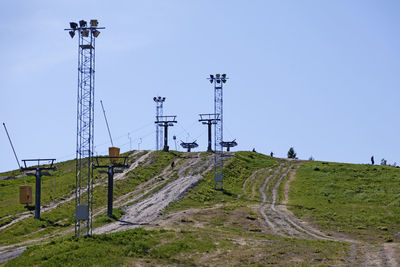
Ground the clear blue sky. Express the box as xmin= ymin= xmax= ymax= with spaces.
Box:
xmin=1 ymin=0 xmax=400 ymax=172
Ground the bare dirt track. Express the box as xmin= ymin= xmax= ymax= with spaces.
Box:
xmin=94 ymin=153 xmax=213 ymax=234
xmin=0 ymin=246 xmax=25 ymax=264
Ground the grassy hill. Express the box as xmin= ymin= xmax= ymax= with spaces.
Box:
xmin=1 ymin=151 xmax=400 ymax=266
xmin=289 ymin=161 xmax=400 ymax=242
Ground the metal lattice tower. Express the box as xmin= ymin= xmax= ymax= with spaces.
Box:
xmin=153 ymin=96 xmax=166 ymax=150
xmin=66 ymin=19 xmax=104 ymax=237
xmin=208 ymin=74 xmax=228 ymax=190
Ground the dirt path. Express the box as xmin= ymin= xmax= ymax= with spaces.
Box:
xmin=0 ymin=246 xmax=26 ymax=264
xmin=94 ymin=153 xmax=214 ymax=234
xmin=237 ymin=169 xmax=264 ymax=200
xmin=0 ymin=151 xmax=150 ymax=232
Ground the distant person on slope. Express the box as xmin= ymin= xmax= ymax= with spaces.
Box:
xmin=270 ymin=152 xmax=274 ymax=157
xmin=371 ymin=156 xmax=374 ymax=165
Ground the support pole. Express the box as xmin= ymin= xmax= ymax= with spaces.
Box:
xmin=34 ymin=168 xmax=41 ymax=220
xmin=207 ymin=122 xmax=212 ymax=152
xmin=163 ymin=125 xmax=169 ymax=152
xmin=107 ymin=166 xmax=114 ymax=217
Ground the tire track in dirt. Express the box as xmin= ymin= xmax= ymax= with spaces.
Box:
xmin=273 ymin=164 xmax=337 ymax=240
xmin=0 ymin=151 xmax=149 ymax=231
xmin=259 ymin=162 xmax=310 ymax=238
xmin=236 ymin=168 xmax=268 ymax=200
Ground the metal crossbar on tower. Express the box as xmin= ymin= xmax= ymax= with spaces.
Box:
xmin=65 ymin=19 xmax=104 ymax=237
xmin=155 ymin=115 xmax=177 ymax=152
xmin=208 ymin=74 xmax=228 ymax=190
xmin=153 ymin=97 xmax=166 ymax=150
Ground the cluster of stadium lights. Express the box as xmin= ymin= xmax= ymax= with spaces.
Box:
xmin=68 ymin=19 xmax=101 ymax=39
xmin=209 ymin=73 xmax=227 ymax=84
xmin=153 ymin=96 xmax=166 ymax=102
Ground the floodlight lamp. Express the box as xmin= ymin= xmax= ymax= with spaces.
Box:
xmin=216 ymin=74 xmax=220 ymax=78
xmin=90 ymin=19 xmax=98 ymax=27
xmin=209 ymin=79 xmax=213 ymax=83
xmin=217 ymin=79 xmax=221 ymax=84
xmin=210 ymin=74 xmax=214 ymax=79
xmin=222 ymin=79 xmax=226 ymax=83
xmin=69 ymin=31 xmax=75 ymax=38
xmin=82 ymin=29 xmax=89 ymax=37
xmin=93 ymin=30 xmax=100 ymax=38
xmin=153 ymin=97 xmax=156 ymax=101
xmin=79 ymin=20 xmax=87 ymax=27
xmin=222 ymin=73 xmax=226 ymax=78
xmin=70 ymin=22 xmax=78 ymax=29
xmin=162 ymin=97 xmax=166 ymax=101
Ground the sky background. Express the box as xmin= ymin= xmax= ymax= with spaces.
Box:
xmin=1 ymin=0 xmax=400 ymax=172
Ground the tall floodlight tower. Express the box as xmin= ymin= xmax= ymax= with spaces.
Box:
xmin=153 ymin=97 xmax=166 ymax=150
xmin=208 ymin=74 xmax=228 ymax=190
xmin=65 ymin=19 xmax=104 ymax=237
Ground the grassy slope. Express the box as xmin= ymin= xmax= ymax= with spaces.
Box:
xmin=289 ymin=161 xmax=400 ymax=242
xmin=1 ymin=152 xmax=354 ymax=266
xmin=5 ymin=227 xmax=348 ymax=267
xmin=166 ymin=151 xmax=278 ymax=212
xmin=0 ymin=151 xmax=178 ymax=246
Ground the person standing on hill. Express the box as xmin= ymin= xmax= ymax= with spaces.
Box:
xmin=371 ymin=156 xmax=374 ymax=165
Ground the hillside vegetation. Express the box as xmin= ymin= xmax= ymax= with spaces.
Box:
xmin=289 ymin=161 xmax=400 ymax=242
xmin=1 ymin=152 xmax=400 ymax=266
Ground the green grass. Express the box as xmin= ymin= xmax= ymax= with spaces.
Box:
xmin=0 ymin=151 xmax=178 ymax=246
xmin=289 ymin=161 xmax=400 ymax=242
xmin=5 ymin=221 xmax=349 ymax=266
xmin=1 ymin=151 xmax=357 ymax=266
xmin=0 ymin=158 xmax=76 ymax=219
xmin=166 ymin=151 xmax=277 ymax=212
xmin=5 ymin=228 xmax=216 ymax=267
xmin=0 ymin=151 xmax=144 ymax=220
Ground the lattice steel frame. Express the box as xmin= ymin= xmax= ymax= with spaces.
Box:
xmin=66 ymin=20 xmax=104 ymax=237
xmin=153 ymin=97 xmax=166 ymax=150
xmin=208 ymin=74 xmax=228 ymax=190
